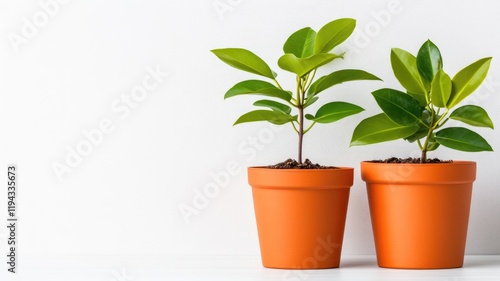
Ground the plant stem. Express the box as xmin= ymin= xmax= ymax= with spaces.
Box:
xmin=421 ymin=121 xmax=434 ymax=163
xmin=296 ymin=75 xmax=309 ymax=164
xmin=303 ymin=70 xmax=316 ymax=93
xmin=291 ymin=121 xmax=299 ymax=133
xmin=417 ymin=139 xmax=423 ymax=150
xmin=304 ymin=121 xmax=316 ymax=134
xmin=420 ymin=107 xmax=450 ymax=163
xmin=298 ymin=105 xmax=304 ymax=164
xmin=273 ymin=78 xmax=284 ymax=90
xmin=420 ymin=148 xmax=427 ymax=163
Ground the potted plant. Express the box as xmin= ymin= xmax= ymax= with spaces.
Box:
xmin=350 ymin=40 xmax=494 ymax=269
xmin=211 ymin=18 xmax=381 ymax=269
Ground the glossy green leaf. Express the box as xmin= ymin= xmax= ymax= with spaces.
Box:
xmin=211 ymin=48 xmax=276 ymax=79
xmin=234 ymin=110 xmax=296 ymax=125
xmin=407 ymin=91 xmax=427 ymax=106
xmin=404 ymin=109 xmax=431 ymax=142
xmin=403 ymin=109 xmax=436 ymax=143
xmin=427 ymin=141 xmax=440 ymax=151
xmin=372 ymin=88 xmax=424 ymax=125
xmin=404 ymin=125 xmax=428 ymax=143
xmin=448 ymin=57 xmax=492 ymax=108
xmin=224 ymin=80 xmax=292 ymax=101
xmin=278 ymin=53 xmax=342 ymax=77
xmin=307 ymin=69 xmax=382 ymax=97
xmin=435 ymin=127 xmax=493 ymax=152
xmin=416 ymin=40 xmax=443 ymax=84
xmin=305 ymin=102 xmax=364 ymax=123
xmin=303 ymin=96 xmax=319 ymax=108
xmin=391 ymin=48 xmax=427 ymax=94
xmin=350 ymin=113 xmax=419 ymax=146
xmin=314 ymin=18 xmax=356 ymax=54
xmin=450 ymin=105 xmax=494 ymax=129
xmin=253 ymin=99 xmax=292 ymax=114
xmin=283 ymin=27 xmax=316 ymax=58
xmin=430 ymin=69 xmax=452 ymax=108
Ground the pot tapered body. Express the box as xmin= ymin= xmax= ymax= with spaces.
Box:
xmin=248 ymin=167 xmax=353 ymax=269
xmin=361 ymin=161 xmax=476 ymax=269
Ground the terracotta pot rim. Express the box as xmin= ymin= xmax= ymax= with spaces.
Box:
xmin=248 ymin=166 xmax=354 ymax=190
xmin=360 ymin=160 xmax=475 ymax=166
xmin=360 ymin=160 xmax=476 ymax=186
xmin=248 ymin=166 xmax=353 ymax=171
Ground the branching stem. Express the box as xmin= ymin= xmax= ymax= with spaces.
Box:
xmin=420 ymin=105 xmax=450 ymax=163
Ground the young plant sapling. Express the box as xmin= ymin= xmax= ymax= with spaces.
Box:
xmin=351 ymin=40 xmax=493 ymax=162
xmin=212 ymin=18 xmax=381 ymax=164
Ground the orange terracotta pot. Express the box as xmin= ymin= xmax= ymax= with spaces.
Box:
xmin=361 ymin=161 xmax=476 ymax=269
xmin=248 ymin=167 xmax=353 ymax=269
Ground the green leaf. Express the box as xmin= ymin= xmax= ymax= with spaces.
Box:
xmin=404 ymin=110 xmax=432 ymax=142
xmin=450 ymin=105 xmax=494 ymax=129
xmin=278 ymin=53 xmax=342 ymax=77
xmin=305 ymin=102 xmax=364 ymax=123
xmin=447 ymin=57 xmax=492 ymax=108
xmin=435 ymin=127 xmax=493 ymax=152
xmin=234 ymin=110 xmax=296 ymax=125
xmin=314 ymin=18 xmax=356 ymax=54
xmin=211 ymin=48 xmax=276 ymax=79
xmin=303 ymin=96 xmax=319 ymax=108
xmin=391 ymin=48 xmax=427 ymax=94
xmin=372 ymin=88 xmax=424 ymax=125
xmin=404 ymin=124 xmax=429 ymax=143
xmin=307 ymin=69 xmax=382 ymax=97
xmin=417 ymin=40 xmax=443 ymax=84
xmin=283 ymin=27 xmax=316 ymax=58
xmin=430 ymin=69 xmax=452 ymax=108
xmin=350 ymin=113 xmax=419 ymax=146
xmin=407 ymin=91 xmax=427 ymax=106
xmin=427 ymin=141 xmax=440 ymax=151
xmin=253 ymin=99 xmax=292 ymax=114
xmin=224 ymin=80 xmax=292 ymax=101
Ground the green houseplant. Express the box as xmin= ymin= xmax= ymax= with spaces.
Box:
xmin=212 ymin=18 xmax=380 ymax=269
xmin=351 ymin=40 xmax=494 ymax=269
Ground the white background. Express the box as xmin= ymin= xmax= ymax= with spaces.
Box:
xmin=0 ymin=0 xmax=499 ymax=267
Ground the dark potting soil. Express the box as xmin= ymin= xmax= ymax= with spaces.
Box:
xmin=267 ymin=158 xmax=338 ymax=169
xmin=368 ymin=157 xmax=453 ymax=164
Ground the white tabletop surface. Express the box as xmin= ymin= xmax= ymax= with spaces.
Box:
xmin=1 ymin=255 xmax=500 ymax=280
